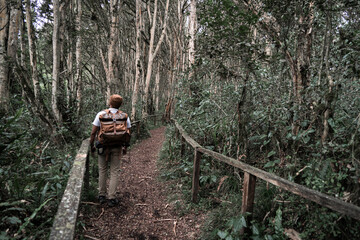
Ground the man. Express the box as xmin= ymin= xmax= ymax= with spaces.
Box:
xmin=90 ymin=94 xmax=131 ymax=207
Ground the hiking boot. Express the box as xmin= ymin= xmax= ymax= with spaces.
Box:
xmin=108 ymin=198 xmax=119 ymax=207
xmin=98 ymin=196 xmax=107 ymax=204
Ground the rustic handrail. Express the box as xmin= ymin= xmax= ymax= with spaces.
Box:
xmin=49 ymin=114 xmax=161 ymax=239
xmin=49 ymin=138 xmax=90 ymax=240
xmin=172 ymin=119 xmax=360 ymax=222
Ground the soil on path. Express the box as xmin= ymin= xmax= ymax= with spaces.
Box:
xmin=78 ymin=126 xmax=203 ymax=240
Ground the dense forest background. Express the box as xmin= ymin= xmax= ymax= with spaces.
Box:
xmin=0 ymin=0 xmax=359 ymax=239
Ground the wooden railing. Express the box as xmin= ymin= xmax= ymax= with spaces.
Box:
xmin=172 ymin=120 xmax=360 ymax=227
xmin=49 ymin=114 xmax=162 ymax=240
xmin=49 ymin=138 xmax=90 ymax=240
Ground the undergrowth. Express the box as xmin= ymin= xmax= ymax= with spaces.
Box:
xmin=158 ymin=123 xmax=360 ymax=240
xmin=0 ymin=108 xmax=79 ymax=239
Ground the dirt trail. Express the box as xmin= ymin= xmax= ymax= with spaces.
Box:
xmin=78 ymin=126 xmax=203 ymax=240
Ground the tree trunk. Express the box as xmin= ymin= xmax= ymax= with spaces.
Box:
xmin=188 ymin=0 xmax=197 ymax=77
xmin=5 ymin=0 xmax=21 ymax=112
xmin=142 ymin=0 xmax=169 ymax=118
xmin=65 ymin=0 xmax=74 ymax=107
xmin=188 ymin=0 xmax=200 ymax=103
xmin=20 ymin=12 xmax=26 ymax=67
xmin=321 ymin=12 xmax=334 ymax=145
xmin=155 ymin=62 xmax=160 ymax=112
xmin=106 ymin=0 xmax=120 ymax=101
xmin=75 ymin=0 xmax=83 ymax=115
xmin=317 ymin=11 xmax=330 ymax=87
xmin=131 ymin=0 xmax=142 ymax=120
xmin=0 ymin=0 xmax=9 ymax=112
xmin=26 ymin=0 xmax=40 ymax=102
xmin=165 ymin=32 xmax=173 ymax=100
xmin=66 ymin=32 xmax=73 ymax=107
xmin=178 ymin=0 xmax=186 ymax=73
xmin=7 ymin=0 xmax=21 ymax=62
xmin=52 ymin=0 xmax=62 ymax=123
xmin=293 ymin=1 xmax=314 ymax=103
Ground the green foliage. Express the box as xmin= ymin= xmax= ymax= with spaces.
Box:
xmin=0 ymin=109 xmax=76 ymax=239
xmin=164 ymin=1 xmax=360 ymax=239
xmin=216 ymin=215 xmax=247 ymax=240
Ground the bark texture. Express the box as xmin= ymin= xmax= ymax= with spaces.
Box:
xmin=52 ymin=0 xmax=62 ymax=123
xmin=131 ymin=0 xmax=142 ymax=120
xmin=25 ymin=0 xmax=40 ymax=101
xmin=0 ymin=0 xmax=9 ymax=112
xmin=75 ymin=0 xmax=83 ymax=115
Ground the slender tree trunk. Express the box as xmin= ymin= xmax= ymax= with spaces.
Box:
xmin=26 ymin=0 xmax=40 ymax=102
xmin=155 ymin=62 xmax=160 ymax=112
xmin=75 ymin=0 xmax=83 ymax=115
xmin=66 ymin=35 xmax=73 ymax=106
xmin=131 ymin=0 xmax=142 ymax=120
xmin=142 ymin=0 xmax=169 ymax=118
xmin=20 ymin=11 xmax=25 ymax=67
xmin=237 ymin=71 xmax=250 ymax=160
xmin=65 ymin=0 xmax=73 ymax=107
xmin=178 ymin=0 xmax=186 ymax=73
xmin=52 ymin=0 xmax=62 ymax=123
xmin=165 ymin=32 xmax=173 ymax=100
xmin=188 ymin=0 xmax=200 ymax=103
xmin=7 ymin=0 xmax=20 ymax=62
xmin=4 ymin=0 xmax=21 ymax=112
xmin=317 ymin=13 xmax=330 ymax=86
xmin=106 ymin=0 xmax=120 ymax=101
xmin=188 ymin=0 xmax=197 ymax=77
xmin=0 ymin=0 xmax=9 ymax=112
xmin=321 ymin=13 xmax=334 ymax=144
xmin=294 ymin=1 xmax=314 ymax=102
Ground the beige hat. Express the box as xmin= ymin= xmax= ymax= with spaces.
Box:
xmin=109 ymin=94 xmax=123 ymax=108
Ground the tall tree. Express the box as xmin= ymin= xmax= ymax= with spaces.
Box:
xmin=106 ymin=0 xmax=120 ymax=101
xmin=0 ymin=0 xmax=9 ymax=112
xmin=188 ymin=0 xmax=197 ymax=79
xmin=52 ymin=0 xmax=62 ymax=123
xmin=7 ymin=0 xmax=21 ymax=63
xmin=155 ymin=61 xmax=160 ymax=112
xmin=321 ymin=12 xmax=335 ymax=145
xmin=75 ymin=0 xmax=83 ymax=115
xmin=25 ymin=0 xmax=40 ymax=101
xmin=131 ymin=0 xmax=142 ymax=120
xmin=142 ymin=0 xmax=169 ymax=118
xmin=188 ymin=0 xmax=201 ymax=105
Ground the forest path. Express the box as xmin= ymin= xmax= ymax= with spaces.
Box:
xmin=78 ymin=126 xmax=203 ymax=240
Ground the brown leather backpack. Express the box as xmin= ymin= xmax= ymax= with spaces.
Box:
xmin=97 ymin=109 xmax=131 ymax=147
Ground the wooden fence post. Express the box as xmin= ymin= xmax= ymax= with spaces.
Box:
xmin=240 ymin=172 xmax=257 ymax=235
xmin=181 ymin=137 xmax=185 ymax=157
xmin=192 ymin=149 xmax=202 ymax=203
